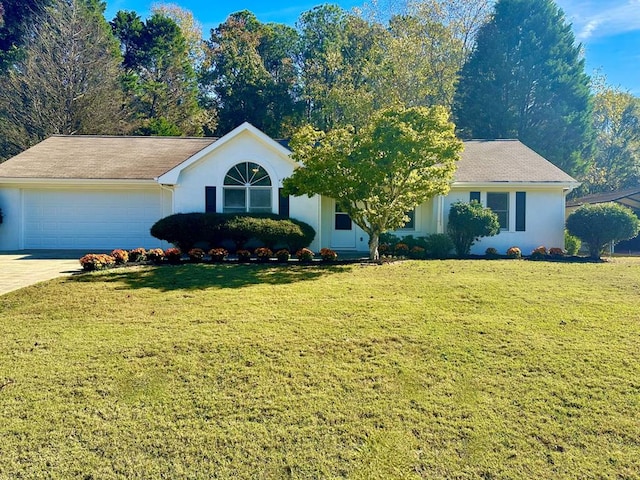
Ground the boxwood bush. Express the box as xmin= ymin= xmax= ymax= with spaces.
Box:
xmin=150 ymin=213 xmax=315 ymax=252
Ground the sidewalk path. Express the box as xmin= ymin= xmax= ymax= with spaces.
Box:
xmin=0 ymin=251 xmax=84 ymax=296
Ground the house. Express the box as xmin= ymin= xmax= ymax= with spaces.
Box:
xmin=0 ymin=122 xmax=579 ymax=254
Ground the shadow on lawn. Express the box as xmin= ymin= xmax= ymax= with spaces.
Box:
xmin=71 ymin=263 xmax=352 ymax=291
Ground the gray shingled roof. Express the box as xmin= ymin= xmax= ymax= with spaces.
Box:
xmin=455 ymin=140 xmax=577 ymax=183
xmin=0 ymin=135 xmax=577 ymax=185
xmin=0 ymin=135 xmax=218 ymax=180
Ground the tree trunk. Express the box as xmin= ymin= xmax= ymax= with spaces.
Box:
xmin=368 ymin=232 xmax=379 ymax=261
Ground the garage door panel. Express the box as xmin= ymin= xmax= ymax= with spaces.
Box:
xmin=23 ymin=189 xmax=165 ymax=250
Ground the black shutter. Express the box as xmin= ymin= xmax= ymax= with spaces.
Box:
xmin=279 ymin=188 xmax=290 ymax=218
xmin=470 ymin=191 xmax=481 ymax=203
xmin=205 ymin=186 xmax=216 ymax=213
xmin=516 ymin=192 xmax=526 ymax=231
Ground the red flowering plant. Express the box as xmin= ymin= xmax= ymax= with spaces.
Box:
xmin=254 ymin=247 xmax=273 ymax=262
xmin=164 ymin=248 xmax=182 ymax=264
xmin=409 ymin=246 xmax=425 ymax=259
xmin=110 ymin=249 xmax=129 ymax=265
xmin=275 ymin=249 xmax=290 ymax=263
xmin=79 ymin=253 xmax=116 ymax=271
xmin=296 ymin=248 xmax=315 ymax=263
xmin=236 ymin=249 xmax=252 ymax=262
xmin=129 ymin=247 xmax=147 ymax=263
xmin=188 ymin=248 xmax=205 ymax=262
xmin=394 ymin=243 xmax=409 ymax=257
xmin=319 ymin=247 xmax=338 ymax=262
xmin=530 ymin=246 xmax=547 ymax=261
xmin=506 ymin=246 xmax=522 ymax=259
xmin=208 ymin=247 xmax=228 ymax=263
xmin=549 ymin=247 xmax=565 ymax=257
xmin=147 ymin=248 xmax=165 ymax=263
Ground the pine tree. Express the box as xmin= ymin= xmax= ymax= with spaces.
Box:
xmin=453 ymin=0 xmax=593 ymax=175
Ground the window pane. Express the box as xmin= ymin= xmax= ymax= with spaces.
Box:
xmin=225 ymin=162 xmax=272 ymax=186
xmin=401 ymin=209 xmax=415 ymax=230
xmin=487 ymin=192 xmax=509 ymax=229
xmin=223 ymin=188 xmax=245 ymax=213
xmin=249 ymin=188 xmax=272 ymax=212
xmin=335 ymin=213 xmax=352 ymax=230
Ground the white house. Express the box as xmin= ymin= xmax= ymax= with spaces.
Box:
xmin=0 ymin=122 xmax=579 ymax=254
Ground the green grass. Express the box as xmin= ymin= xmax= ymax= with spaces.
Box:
xmin=1 ymin=259 xmax=639 ymax=479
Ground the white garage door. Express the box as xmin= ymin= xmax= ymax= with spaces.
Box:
xmin=23 ymin=189 xmax=165 ymax=250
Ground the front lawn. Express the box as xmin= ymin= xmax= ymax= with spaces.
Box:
xmin=1 ymin=259 xmax=639 ymax=478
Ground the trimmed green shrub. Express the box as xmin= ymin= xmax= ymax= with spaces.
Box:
xmin=564 ymin=230 xmax=581 ymax=256
xmin=566 ymin=203 xmax=640 ymax=258
xmin=447 ymin=202 xmax=500 ymax=257
xmin=150 ymin=213 xmax=315 ymax=253
xmin=424 ymin=233 xmax=454 ymax=259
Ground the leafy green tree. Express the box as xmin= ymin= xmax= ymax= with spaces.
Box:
xmin=0 ymin=0 xmax=123 ymax=159
xmin=453 ymin=0 xmax=593 ymax=176
xmin=283 ymin=106 xmax=463 ymax=260
xmin=0 ymin=0 xmax=50 ymax=72
xmin=111 ymin=11 xmax=207 ymax=135
xmin=447 ymin=201 xmax=500 ymax=256
xmin=578 ymin=86 xmax=640 ymax=195
xmin=566 ymin=203 xmax=640 ymax=259
xmin=202 ymin=11 xmax=300 ymax=137
xmin=297 ymin=5 xmax=386 ymax=131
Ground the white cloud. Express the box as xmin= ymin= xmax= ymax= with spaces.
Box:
xmin=557 ymin=0 xmax=640 ymax=40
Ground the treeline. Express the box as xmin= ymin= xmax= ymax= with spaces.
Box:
xmin=0 ymin=0 xmax=638 ymax=196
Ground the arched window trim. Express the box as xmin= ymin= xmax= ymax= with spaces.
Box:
xmin=223 ymin=162 xmax=273 ymax=214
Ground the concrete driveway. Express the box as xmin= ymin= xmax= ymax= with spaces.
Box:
xmin=0 ymin=250 xmax=84 ymax=296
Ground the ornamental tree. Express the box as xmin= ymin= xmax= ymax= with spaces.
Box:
xmin=283 ymin=106 xmax=463 ymax=260
xmin=447 ymin=201 xmax=500 ymax=256
xmin=566 ymin=203 xmax=640 ymax=259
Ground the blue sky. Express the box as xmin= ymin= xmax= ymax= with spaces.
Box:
xmin=104 ymin=0 xmax=640 ymax=95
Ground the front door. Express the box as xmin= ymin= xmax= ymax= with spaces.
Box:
xmin=331 ymin=203 xmax=357 ymax=249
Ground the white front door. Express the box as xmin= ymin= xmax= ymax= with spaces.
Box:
xmin=330 ymin=202 xmax=357 ymax=249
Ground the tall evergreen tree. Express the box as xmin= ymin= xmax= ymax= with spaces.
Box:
xmin=111 ymin=11 xmax=207 ymax=135
xmin=453 ymin=0 xmax=593 ymax=175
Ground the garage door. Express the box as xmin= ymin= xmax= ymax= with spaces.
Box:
xmin=23 ymin=189 xmax=165 ymax=250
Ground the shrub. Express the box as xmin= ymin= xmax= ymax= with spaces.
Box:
xmin=394 ymin=243 xmax=409 ymax=256
xmin=485 ymin=247 xmax=498 ymax=258
xmin=129 ymin=247 xmax=147 ymax=263
xmin=110 ymin=249 xmax=129 ymax=265
xmin=147 ymin=248 xmax=165 ymax=263
xmin=566 ymin=203 xmax=640 ymax=259
xmin=320 ymin=247 xmax=338 ymax=262
xmin=255 ymin=247 xmax=273 ymax=262
xmin=447 ymin=201 xmax=500 ymax=257
xmin=237 ymin=249 xmax=252 ymax=262
xmin=529 ymin=246 xmax=547 ymax=261
xmin=79 ymin=254 xmax=115 ymax=271
xmin=296 ymin=248 xmax=314 ymax=263
xmin=378 ymin=243 xmax=391 ymax=256
xmin=208 ymin=247 xmax=228 ymax=263
xmin=549 ymin=247 xmax=565 ymax=257
xmin=150 ymin=213 xmax=315 ymax=253
xmin=188 ymin=248 xmax=205 ymax=262
xmin=409 ymin=246 xmax=425 ymax=259
xmin=165 ymin=248 xmax=182 ymax=264
xmin=424 ymin=233 xmax=454 ymax=259
xmin=564 ymin=230 xmax=581 ymax=256
xmin=506 ymin=246 xmax=521 ymax=258
xmin=275 ymin=249 xmax=291 ymax=263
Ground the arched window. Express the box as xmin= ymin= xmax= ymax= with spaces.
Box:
xmin=223 ymin=162 xmax=272 ymax=213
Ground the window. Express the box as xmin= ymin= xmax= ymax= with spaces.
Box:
xmin=400 ymin=209 xmax=415 ymax=230
xmin=516 ymin=192 xmax=526 ymax=231
xmin=223 ymin=162 xmax=272 ymax=213
xmin=487 ymin=192 xmax=509 ymax=229
xmin=334 ymin=204 xmax=352 ymax=230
